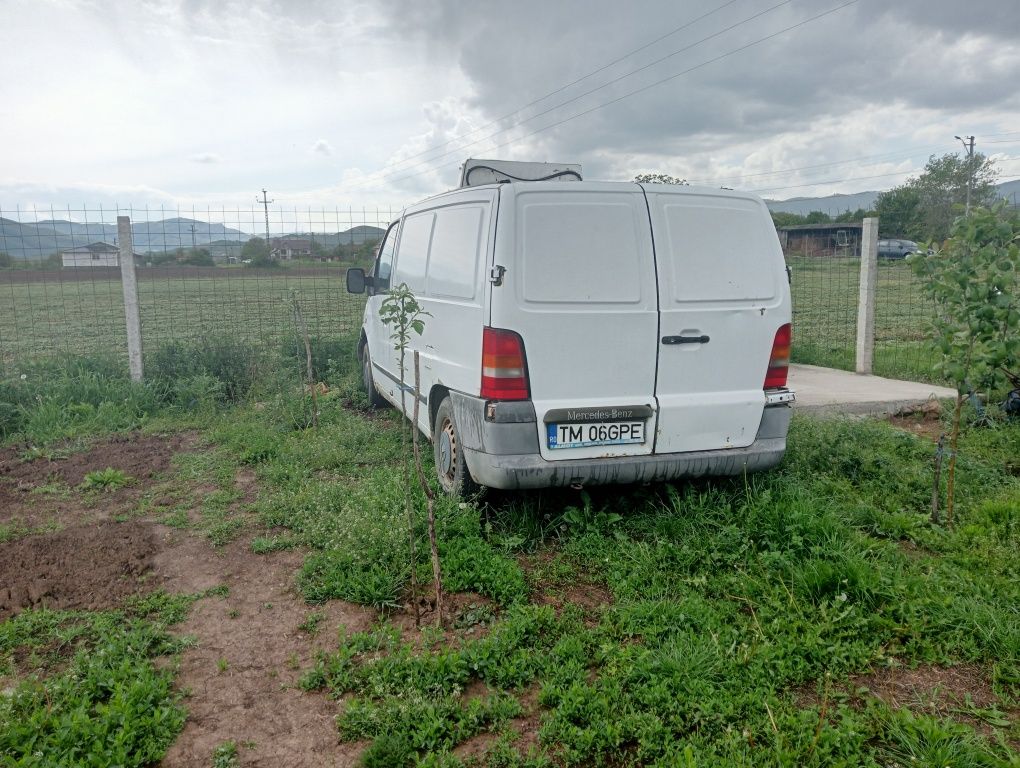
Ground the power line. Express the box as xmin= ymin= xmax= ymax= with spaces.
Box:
xmin=751 ymin=156 xmax=1020 ymax=196
xmin=369 ymin=0 xmax=859 ymax=192
xmin=749 ymin=169 xmax=917 ymax=194
xmin=684 ymin=144 xmax=950 ymax=185
xmin=377 ymin=0 xmax=744 ymax=173
xmin=347 ymin=0 xmax=799 ymax=190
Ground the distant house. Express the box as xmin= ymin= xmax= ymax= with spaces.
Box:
xmin=60 ymin=242 xmax=143 ymax=268
xmin=775 ymin=223 xmax=862 ymax=258
xmin=270 ymin=238 xmax=313 ymax=260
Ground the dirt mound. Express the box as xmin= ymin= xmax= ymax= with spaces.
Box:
xmin=0 ymin=520 xmax=159 ymax=619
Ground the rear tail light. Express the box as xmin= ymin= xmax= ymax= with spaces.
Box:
xmin=764 ymin=323 xmax=791 ymax=389
xmin=481 ymin=327 xmax=529 ymax=400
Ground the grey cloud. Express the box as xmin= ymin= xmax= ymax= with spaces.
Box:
xmin=371 ymin=0 xmax=1020 ymax=176
xmin=190 ymin=152 xmax=221 ymax=164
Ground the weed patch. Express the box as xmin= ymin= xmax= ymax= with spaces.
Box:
xmin=0 ymin=586 xmax=224 ymax=766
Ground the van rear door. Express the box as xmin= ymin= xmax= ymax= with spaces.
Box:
xmin=492 ymin=183 xmax=659 ymax=462
xmin=642 ymin=187 xmax=786 ymax=454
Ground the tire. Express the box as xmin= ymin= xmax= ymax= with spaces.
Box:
xmin=433 ymin=397 xmax=479 ymax=497
xmin=361 ymin=346 xmax=388 ymax=408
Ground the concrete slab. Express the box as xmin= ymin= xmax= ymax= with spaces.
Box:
xmin=789 ymin=364 xmax=956 ymax=416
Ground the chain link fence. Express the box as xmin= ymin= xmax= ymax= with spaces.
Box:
xmin=2 ymin=207 xmax=942 ymax=383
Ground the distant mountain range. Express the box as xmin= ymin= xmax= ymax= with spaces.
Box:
xmin=765 ymin=179 xmax=1020 ymax=216
xmin=3 ymin=178 xmax=1017 ymax=260
xmin=0 ymin=218 xmax=386 ymax=261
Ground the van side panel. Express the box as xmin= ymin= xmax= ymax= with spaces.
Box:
xmin=490 ymin=183 xmax=659 ymax=462
xmin=644 ymin=188 xmax=790 ymax=454
xmin=387 ymin=189 xmax=497 ymax=434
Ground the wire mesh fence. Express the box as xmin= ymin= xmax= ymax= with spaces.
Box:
xmin=1 ymin=207 xmax=942 ymax=383
xmin=0 ymin=206 xmax=394 ymax=376
xmin=781 ymin=221 xmax=940 ymax=382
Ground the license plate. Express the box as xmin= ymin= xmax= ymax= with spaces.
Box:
xmin=547 ymin=421 xmax=645 ymax=449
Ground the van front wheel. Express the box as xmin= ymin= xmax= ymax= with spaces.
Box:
xmin=433 ymin=398 xmax=478 ymax=497
xmin=361 ymin=348 xmax=388 ymax=408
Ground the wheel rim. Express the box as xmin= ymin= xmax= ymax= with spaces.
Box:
xmin=438 ymin=417 xmax=457 ymax=483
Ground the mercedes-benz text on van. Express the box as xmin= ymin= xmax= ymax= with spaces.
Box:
xmin=347 ymin=160 xmax=795 ymax=495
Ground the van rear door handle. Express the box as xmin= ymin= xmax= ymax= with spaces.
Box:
xmin=661 ymin=335 xmax=710 ymax=345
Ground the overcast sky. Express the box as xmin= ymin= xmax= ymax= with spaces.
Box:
xmin=2 ymin=0 xmax=1019 ymax=213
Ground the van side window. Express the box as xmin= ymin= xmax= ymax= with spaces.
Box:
xmin=428 ymin=206 xmax=484 ymax=300
xmin=373 ymin=222 xmax=399 ymax=291
xmin=393 ymin=212 xmax=434 ymax=292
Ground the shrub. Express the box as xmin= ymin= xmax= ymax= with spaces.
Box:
xmin=146 ymin=338 xmax=263 ymax=402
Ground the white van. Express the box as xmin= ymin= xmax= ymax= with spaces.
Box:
xmin=347 ymin=176 xmax=794 ymax=494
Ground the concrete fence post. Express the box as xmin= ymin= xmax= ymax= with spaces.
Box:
xmin=855 ymin=216 xmax=878 ymax=374
xmin=117 ymin=216 xmax=144 ymax=382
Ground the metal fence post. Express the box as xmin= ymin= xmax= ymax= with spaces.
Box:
xmin=855 ymin=216 xmax=878 ymax=374
xmin=117 ymin=216 xmax=144 ymax=381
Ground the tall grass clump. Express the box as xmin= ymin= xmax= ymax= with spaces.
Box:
xmin=0 ymin=355 xmax=161 ymax=443
xmin=146 ymin=336 xmax=265 ymax=402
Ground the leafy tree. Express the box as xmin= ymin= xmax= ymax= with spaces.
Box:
xmin=834 ymin=207 xmax=875 ymax=223
xmin=241 ymin=237 xmax=270 ymax=262
xmin=0 ymin=251 xmax=11 ymax=268
xmin=181 ymin=248 xmax=214 ymax=267
xmin=878 ymin=152 xmax=998 ymax=242
xmin=770 ymin=211 xmax=808 ymax=228
xmin=910 ymin=204 xmax=1019 ymax=523
xmin=804 ymin=210 xmax=832 ymax=224
xmin=149 ymin=251 xmax=179 ymax=266
xmin=915 ymin=152 xmax=998 ymax=241
xmin=633 ymin=172 xmax=688 ymax=185
xmin=876 ymin=185 xmax=924 ymax=239
xmin=44 ymin=252 xmax=62 ymax=269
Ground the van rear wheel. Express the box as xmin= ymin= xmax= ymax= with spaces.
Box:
xmin=433 ymin=397 xmax=478 ymax=497
xmin=361 ymin=347 xmax=388 ymax=408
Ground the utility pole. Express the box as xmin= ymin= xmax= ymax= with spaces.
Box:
xmin=189 ymin=223 xmax=197 ymax=251
xmin=954 ymin=135 xmax=975 ymax=215
xmin=256 ymin=188 xmax=274 ymax=250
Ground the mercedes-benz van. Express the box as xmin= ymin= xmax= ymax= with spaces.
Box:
xmin=347 ymin=177 xmax=794 ymax=494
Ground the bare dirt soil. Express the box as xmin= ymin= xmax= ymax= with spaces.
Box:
xmin=852 ymin=664 xmax=1018 ymax=744
xmin=155 ymin=532 xmax=375 ymax=768
xmin=887 ymin=400 xmax=944 ymax=441
xmin=0 ymin=431 xmax=379 ymax=767
xmin=0 ymin=520 xmax=159 ymax=620
xmin=800 ymin=662 xmax=1018 ymax=747
xmin=0 ymin=432 xmax=199 ymax=530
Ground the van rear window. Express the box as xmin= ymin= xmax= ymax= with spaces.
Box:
xmin=518 ymin=197 xmax=643 ymax=304
xmin=657 ymin=198 xmax=777 ymax=303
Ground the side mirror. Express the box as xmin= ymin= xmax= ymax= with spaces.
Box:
xmin=346 ymin=267 xmax=367 ymax=294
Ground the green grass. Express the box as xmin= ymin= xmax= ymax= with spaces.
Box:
xmin=788 ymin=255 xmax=941 ymax=382
xmin=2 ymin=258 xmax=939 ymax=390
xmin=0 ymin=272 xmax=365 ymax=372
xmin=0 ymin=587 xmax=227 ymax=767
xmin=1 ymin=348 xmax=1017 ymax=766
xmin=80 ymin=466 xmax=132 ymax=491
xmin=193 ymin=365 xmax=1017 ymax=765
xmin=310 ymin=418 xmax=1017 ymax=765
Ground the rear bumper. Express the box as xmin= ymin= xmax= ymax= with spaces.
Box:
xmin=450 ymin=392 xmax=792 ymax=490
